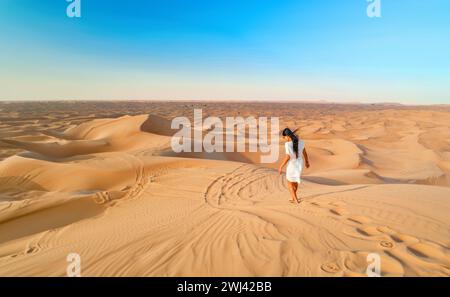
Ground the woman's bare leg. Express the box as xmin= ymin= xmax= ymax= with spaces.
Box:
xmin=287 ymin=182 xmax=299 ymax=204
xmin=293 ymin=183 xmax=300 ymax=202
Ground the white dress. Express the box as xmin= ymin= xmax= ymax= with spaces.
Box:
xmin=285 ymin=140 xmax=305 ymax=183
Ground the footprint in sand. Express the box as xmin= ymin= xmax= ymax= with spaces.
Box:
xmin=347 ymin=215 xmax=371 ymax=224
xmin=330 ymin=207 xmax=347 ymax=216
xmin=444 ymin=241 xmax=450 ymax=250
xmin=329 ymin=201 xmax=346 ymax=207
xmin=2 ymin=253 xmax=19 ymax=259
xmin=390 ymin=234 xmax=419 ymax=244
xmin=407 ymin=243 xmax=449 ymax=263
xmin=25 ymin=246 xmax=39 ymax=254
xmin=356 ymin=226 xmax=382 ymax=236
xmin=377 ymin=226 xmax=397 ymax=235
xmin=344 ymin=216 xmax=449 ymax=274
xmin=379 ymin=241 xmax=395 ymax=249
xmin=321 ymin=262 xmax=341 ymax=273
xmin=310 ymin=201 xmax=324 ymax=207
xmin=309 ymin=201 xmax=348 ymax=216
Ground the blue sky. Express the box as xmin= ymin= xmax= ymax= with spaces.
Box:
xmin=0 ymin=0 xmax=449 ymax=104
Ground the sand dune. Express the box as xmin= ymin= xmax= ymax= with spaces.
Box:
xmin=0 ymin=102 xmax=449 ymax=276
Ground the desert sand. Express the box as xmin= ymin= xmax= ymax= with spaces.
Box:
xmin=0 ymin=101 xmax=449 ymax=276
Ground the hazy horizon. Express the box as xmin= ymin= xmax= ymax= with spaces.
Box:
xmin=1 ymin=0 xmax=449 ymax=105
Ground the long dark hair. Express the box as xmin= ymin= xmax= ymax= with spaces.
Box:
xmin=282 ymin=128 xmax=299 ymax=158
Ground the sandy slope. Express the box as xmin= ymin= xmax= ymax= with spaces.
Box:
xmin=0 ymin=103 xmax=449 ymax=276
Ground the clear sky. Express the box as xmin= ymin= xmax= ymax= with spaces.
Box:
xmin=0 ymin=0 xmax=449 ymax=104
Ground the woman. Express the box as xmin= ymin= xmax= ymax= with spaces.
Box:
xmin=278 ymin=128 xmax=310 ymax=204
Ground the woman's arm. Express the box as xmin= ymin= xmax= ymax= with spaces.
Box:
xmin=278 ymin=155 xmax=290 ymax=175
xmin=303 ymin=148 xmax=310 ymax=168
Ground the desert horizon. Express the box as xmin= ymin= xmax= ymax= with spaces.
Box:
xmin=2 ymin=99 xmax=450 ymax=107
